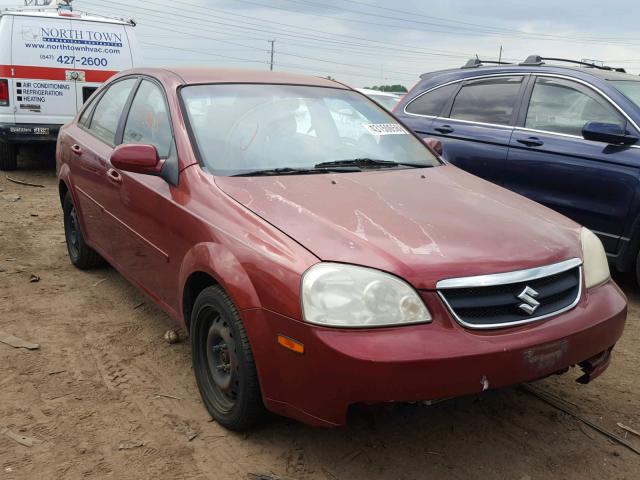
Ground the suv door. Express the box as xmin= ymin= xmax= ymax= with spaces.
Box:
xmin=428 ymin=75 xmax=526 ymax=184
xmin=65 ymin=77 xmax=138 ymax=258
xmin=505 ymin=75 xmax=640 ymax=254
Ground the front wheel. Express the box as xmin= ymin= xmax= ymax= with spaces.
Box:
xmin=191 ymin=285 xmax=264 ymax=431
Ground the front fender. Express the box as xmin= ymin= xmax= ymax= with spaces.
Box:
xmin=178 ymin=242 xmax=261 ymax=321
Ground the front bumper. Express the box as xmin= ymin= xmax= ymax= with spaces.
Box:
xmin=242 ymin=280 xmax=627 ymax=427
xmin=0 ymin=123 xmax=61 ymax=143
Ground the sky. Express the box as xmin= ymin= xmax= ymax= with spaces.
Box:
xmin=2 ymin=0 xmax=640 ymax=88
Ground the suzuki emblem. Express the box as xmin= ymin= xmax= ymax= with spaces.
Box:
xmin=517 ymin=286 xmax=540 ymax=315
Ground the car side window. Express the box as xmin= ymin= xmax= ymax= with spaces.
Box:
xmin=78 ymin=93 xmax=100 ymax=127
xmin=525 ymin=77 xmax=625 ymax=136
xmin=123 ymin=80 xmax=173 ymax=158
xmin=450 ymin=76 xmax=524 ymax=125
xmin=405 ymin=82 xmax=457 ymax=116
xmin=88 ymin=78 xmax=137 ymax=146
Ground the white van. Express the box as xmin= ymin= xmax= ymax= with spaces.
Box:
xmin=0 ymin=2 xmax=141 ymax=170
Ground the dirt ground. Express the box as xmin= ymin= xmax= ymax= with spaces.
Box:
xmin=1 ymin=149 xmax=639 ymax=480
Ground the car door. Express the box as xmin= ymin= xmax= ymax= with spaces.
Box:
xmin=505 ymin=75 xmax=640 ymax=254
xmin=65 ymin=77 xmax=138 ymax=257
xmin=108 ymin=78 xmax=179 ymax=307
xmin=429 ymin=75 xmax=526 ymax=185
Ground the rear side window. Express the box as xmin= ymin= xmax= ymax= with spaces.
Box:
xmin=450 ymin=76 xmax=524 ymax=125
xmin=123 ymin=80 xmax=173 ymax=158
xmin=88 ymin=78 xmax=137 ymax=145
xmin=526 ymin=77 xmax=625 ymax=136
xmin=79 ymin=94 xmax=99 ymax=127
xmin=405 ymin=83 xmax=457 ymax=116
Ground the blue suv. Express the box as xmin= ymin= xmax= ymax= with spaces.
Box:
xmin=394 ymin=55 xmax=640 ymax=282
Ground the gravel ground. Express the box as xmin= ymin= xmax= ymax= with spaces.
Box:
xmin=1 ymin=150 xmax=639 ymax=479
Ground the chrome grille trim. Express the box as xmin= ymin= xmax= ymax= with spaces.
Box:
xmin=437 ymin=258 xmax=583 ymax=330
xmin=436 ymin=258 xmax=582 ymax=289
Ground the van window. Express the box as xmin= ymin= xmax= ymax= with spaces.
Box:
xmin=450 ymin=76 xmax=523 ymax=125
xmin=88 ymin=79 xmax=137 ymax=145
xmin=406 ymin=83 xmax=457 ymax=116
xmin=526 ymin=77 xmax=625 ymax=136
xmin=123 ymin=80 xmax=173 ymax=158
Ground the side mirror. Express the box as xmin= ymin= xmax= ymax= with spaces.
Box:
xmin=111 ymin=144 xmax=162 ymax=174
xmin=582 ymin=122 xmax=638 ymax=145
xmin=423 ymin=137 xmax=443 ymax=156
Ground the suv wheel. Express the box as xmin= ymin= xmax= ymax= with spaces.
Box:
xmin=191 ymin=285 xmax=264 ymax=431
xmin=0 ymin=142 xmax=17 ymax=171
xmin=63 ymin=192 xmax=104 ymax=269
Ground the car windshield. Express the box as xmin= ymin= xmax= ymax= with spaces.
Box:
xmin=180 ymin=84 xmax=438 ymax=176
xmin=610 ymin=80 xmax=640 ymax=109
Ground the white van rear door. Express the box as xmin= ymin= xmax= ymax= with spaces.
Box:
xmin=71 ymin=21 xmax=133 ymax=109
xmin=11 ymin=15 xmax=78 ymax=125
xmin=0 ymin=15 xmax=15 ymax=125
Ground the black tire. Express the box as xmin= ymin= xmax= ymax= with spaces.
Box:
xmin=62 ymin=192 xmax=104 ymax=269
xmin=191 ymin=285 xmax=264 ymax=431
xmin=0 ymin=142 xmax=17 ymax=171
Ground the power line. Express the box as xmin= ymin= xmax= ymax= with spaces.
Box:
xmin=89 ymin=0 xmax=431 ymax=78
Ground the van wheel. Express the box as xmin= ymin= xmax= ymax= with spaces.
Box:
xmin=63 ymin=192 xmax=104 ymax=269
xmin=191 ymin=286 xmax=264 ymax=431
xmin=0 ymin=142 xmax=17 ymax=171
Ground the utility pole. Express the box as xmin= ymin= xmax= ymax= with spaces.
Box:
xmin=269 ymin=40 xmax=275 ymax=71
xmin=498 ymin=45 xmax=503 ymax=63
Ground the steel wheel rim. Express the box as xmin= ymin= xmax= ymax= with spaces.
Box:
xmin=66 ymin=207 xmax=80 ymax=259
xmin=201 ymin=307 xmax=239 ymax=413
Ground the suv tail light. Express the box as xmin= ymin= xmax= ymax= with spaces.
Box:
xmin=0 ymin=79 xmax=9 ymax=106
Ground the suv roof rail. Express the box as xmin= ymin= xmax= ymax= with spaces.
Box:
xmin=461 ymin=57 xmax=514 ymax=69
xmin=519 ymin=55 xmax=626 ymax=73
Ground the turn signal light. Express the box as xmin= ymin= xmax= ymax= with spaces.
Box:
xmin=0 ymin=79 xmax=9 ymax=107
xmin=277 ymin=335 xmax=304 ymax=354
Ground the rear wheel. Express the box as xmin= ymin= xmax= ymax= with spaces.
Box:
xmin=63 ymin=192 xmax=104 ymax=269
xmin=0 ymin=142 xmax=17 ymax=171
xmin=191 ymin=285 xmax=264 ymax=431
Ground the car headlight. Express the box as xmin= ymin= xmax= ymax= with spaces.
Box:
xmin=301 ymin=263 xmax=431 ymax=327
xmin=581 ymin=227 xmax=610 ymax=289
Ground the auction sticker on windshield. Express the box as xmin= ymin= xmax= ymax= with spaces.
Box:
xmin=363 ymin=123 xmax=408 ymax=135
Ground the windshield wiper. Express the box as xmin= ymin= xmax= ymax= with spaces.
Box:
xmin=232 ymin=166 xmax=361 ymax=177
xmin=315 ymin=158 xmax=426 ymax=169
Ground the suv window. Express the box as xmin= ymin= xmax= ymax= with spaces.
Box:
xmin=88 ymin=78 xmax=137 ymax=146
xmin=526 ymin=77 xmax=625 ymax=136
xmin=450 ymin=76 xmax=523 ymax=125
xmin=123 ymin=80 xmax=173 ymax=158
xmin=405 ymin=83 xmax=457 ymax=117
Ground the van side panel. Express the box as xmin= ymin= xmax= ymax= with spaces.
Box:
xmin=10 ymin=15 xmax=77 ymax=125
xmin=0 ymin=16 xmax=15 ymax=125
xmin=72 ymin=21 xmax=134 ymax=109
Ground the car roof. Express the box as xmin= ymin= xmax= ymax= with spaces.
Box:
xmin=124 ymin=67 xmax=351 ymax=89
xmin=356 ymin=88 xmax=400 ymax=97
xmin=419 ymin=64 xmax=640 ymax=83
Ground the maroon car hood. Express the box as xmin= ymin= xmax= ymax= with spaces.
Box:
xmin=215 ymin=165 xmax=582 ymax=289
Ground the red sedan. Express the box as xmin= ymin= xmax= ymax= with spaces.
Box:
xmin=56 ymin=68 xmax=626 ymax=430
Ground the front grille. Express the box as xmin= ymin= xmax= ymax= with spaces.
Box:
xmin=438 ymin=261 xmax=581 ymax=329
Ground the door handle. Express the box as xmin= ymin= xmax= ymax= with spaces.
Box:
xmin=516 ymin=137 xmax=544 ymax=147
xmin=70 ymin=144 xmax=82 ymax=155
xmin=434 ymin=125 xmax=454 ymax=134
xmin=107 ymin=168 xmax=122 ymax=185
